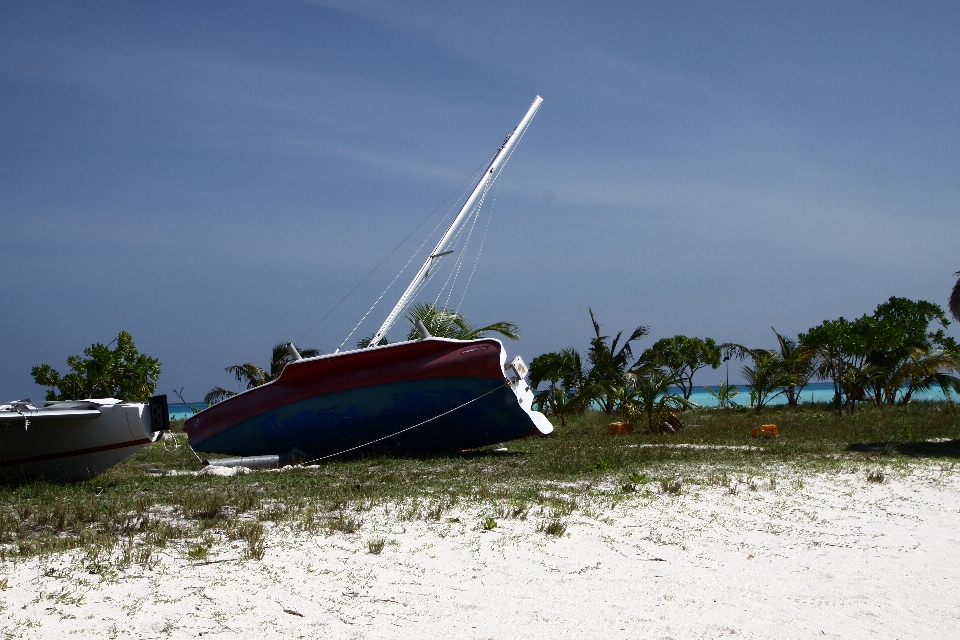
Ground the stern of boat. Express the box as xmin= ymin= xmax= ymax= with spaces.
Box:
xmin=502 ymin=353 xmax=554 ymax=436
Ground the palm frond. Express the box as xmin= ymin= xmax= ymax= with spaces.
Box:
xmin=619 ymin=369 xmax=691 ymax=431
xmin=209 ymin=342 xmax=319 ymax=406
xmin=225 ymin=363 xmax=269 ymax=389
xmin=740 ymin=351 xmax=795 ymax=414
xmin=270 ymin=342 xmax=321 ymax=378
xmin=405 ymin=302 xmax=519 ymax=341
xmin=720 ymin=342 xmax=754 ymax=361
xmin=951 ymin=271 xmax=960 ymax=322
xmin=204 ymin=387 xmax=237 ymax=406
xmin=357 ymin=335 xmax=390 ymax=348
xmin=589 ymin=308 xmax=603 ymax=342
xmin=772 ymin=328 xmax=797 ymax=357
xmin=458 ymin=320 xmax=520 ymax=341
xmin=406 ymin=302 xmax=461 ymax=339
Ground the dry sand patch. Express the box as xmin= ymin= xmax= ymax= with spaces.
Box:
xmin=1 ymin=460 xmax=958 ymax=639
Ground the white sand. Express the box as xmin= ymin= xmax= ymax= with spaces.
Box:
xmin=2 ymin=460 xmax=959 ymax=639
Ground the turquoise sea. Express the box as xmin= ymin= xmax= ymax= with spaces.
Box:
xmin=684 ymin=380 xmax=952 ymax=408
xmin=166 ymin=381 xmax=953 ymax=420
xmin=168 ymin=403 xmax=205 ymax=420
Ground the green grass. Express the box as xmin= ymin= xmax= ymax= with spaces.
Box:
xmin=659 ymin=477 xmax=682 ymax=495
xmin=367 ymin=537 xmax=386 ymax=555
xmin=538 ymin=520 xmax=568 ymax=537
xmin=1 ymin=403 xmax=958 ymax=564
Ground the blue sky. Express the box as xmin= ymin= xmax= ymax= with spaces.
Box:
xmin=2 ymin=0 xmax=958 ymax=401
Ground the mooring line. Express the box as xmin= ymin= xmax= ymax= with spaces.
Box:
xmin=300 ymin=386 xmax=502 ymax=466
xmin=181 ymin=435 xmax=205 ymax=464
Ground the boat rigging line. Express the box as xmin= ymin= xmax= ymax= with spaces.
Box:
xmin=437 ymin=103 xmax=536 ymax=312
xmin=297 ymin=154 xmax=494 ymax=346
xmin=457 ymin=179 xmax=498 ymax=311
xmin=336 ymin=220 xmax=442 ymax=352
xmin=363 ymin=96 xmax=544 ymax=348
xmin=336 ymin=179 xmax=479 ymax=351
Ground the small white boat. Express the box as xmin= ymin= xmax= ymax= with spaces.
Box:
xmin=0 ymin=395 xmax=169 ymax=481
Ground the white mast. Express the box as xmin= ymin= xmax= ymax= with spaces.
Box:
xmin=364 ymin=95 xmax=543 ymax=347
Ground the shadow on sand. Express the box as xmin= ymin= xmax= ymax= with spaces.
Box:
xmin=847 ymin=439 xmax=960 ymax=458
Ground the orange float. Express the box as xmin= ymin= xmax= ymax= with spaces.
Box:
xmin=750 ymin=424 xmax=779 ymax=438
xmin=608 ymin=422 xmax=633 ymax=435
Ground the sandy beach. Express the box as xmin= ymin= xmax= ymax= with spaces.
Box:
xmin=2 ymin=459 xmax=958 ymax=639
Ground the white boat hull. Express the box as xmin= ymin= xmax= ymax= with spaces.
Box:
xmin=0 ymin=398 xmax=166 ymax=482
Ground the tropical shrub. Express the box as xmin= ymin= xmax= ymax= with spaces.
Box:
xmin=703 ymin=382 xmax=740 ymax=408
xmin=31 ymin=331 xmax=160 ymax=401
xmin=772 ymin=329 xmax=816 ymax=406
xmin=529 ymin=348 xmax=590 ymax=426
xmin=636 ymin=335 xmax=721 ymax=400
xmin=802 ymin=298 xmax=960 ymax=411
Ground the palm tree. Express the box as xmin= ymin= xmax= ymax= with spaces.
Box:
xmin=533 ymin=387 xmax=588 ymax=427
xmin=404 ymin=302 xmax=519 ymax=341
xmin=530 ymin=347 xmax=588 ymax=396
xmin=772 ymin=329 xmax=816 ymax=406
xmin=867 ymin=338 xmax=944 ymax=406
xmin=529 ymin=347 xmax=591 ymax=427
xmin=587 ymin=309 xmax=649 ymax=414
xmin=896 ymin=346 xmax=960 ymax=404
xmin=723 ymin=343 xmax=797 ymax=414
xmin=951 ymin=271 xmax=960 ymax=322
xmin=205 ymin=342 xmax=320 ymax=405
xmin=704 ymin=381 xmax=740 ymax=408
xmin=740 ymin=351 xmax=795 ymax=414
xmin=859 ymin=297 xmax=956 ymax=407
xmin=615 ymin=368 xmax=691 ymax=432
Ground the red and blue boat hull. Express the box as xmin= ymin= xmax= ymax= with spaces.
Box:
xmin=184 ymin=338 xmax=552 ymax=458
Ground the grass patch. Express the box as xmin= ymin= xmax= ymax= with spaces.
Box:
xmin=186 ymin=542 xmax=210 ymax=562
xmin=538 ymin=520 xmax=568 ymax=537
xmin=325 ymin=513 xmax=362 ymax=535
xmin=0 ymin=405 xmax=958 ymax=563
xmin=367 ymin=537 xmax=386 ymax=554
xmin=229 ymin=520 xmax=265 ymax=560
xmin=659 ymin=477 xmax=683 ymax=495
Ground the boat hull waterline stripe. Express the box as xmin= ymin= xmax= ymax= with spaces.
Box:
xmin=1 ymin=438 xmax=153 ymax=467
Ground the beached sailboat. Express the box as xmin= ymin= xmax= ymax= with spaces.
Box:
xmin=185 ymin=96 xmax=553 ymax=459
xmin=0 ymin=395 xmax=170 ymax=481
